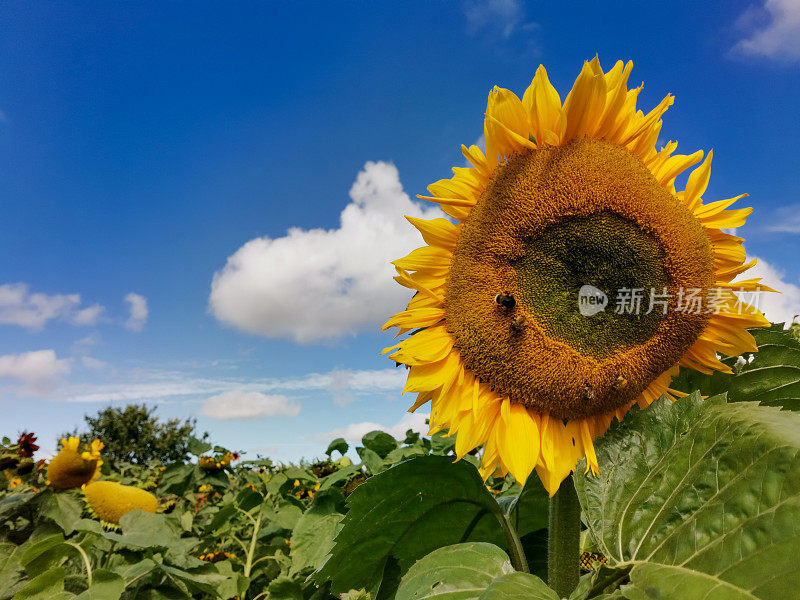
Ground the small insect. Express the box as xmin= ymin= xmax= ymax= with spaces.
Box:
xmin=511 ymin=314 xmax=526 ymax=332
xmin=613 ymin=374 xmax=628 ymax=389
xmin=494 ymin=292 xmax=516 ymax=310
xmin=582 ymin=383 xmax=595 ymax=401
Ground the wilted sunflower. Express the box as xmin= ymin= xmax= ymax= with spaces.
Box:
xmin=383 ymin=58 xmax=772 ymax=496
xmin=83 ymin=480 xmax=157 ymax=526
xmin=47 ymin=437 xmax=103 ymax=490
xmin=16 ymin=432 xmax=39 ymax=458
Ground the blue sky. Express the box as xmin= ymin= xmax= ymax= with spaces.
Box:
xmin=1 ymin=0 xmax=799 ymax=461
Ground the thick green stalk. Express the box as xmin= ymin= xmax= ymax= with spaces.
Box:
xmin=547 ymin=474 xmax=580 ymax=598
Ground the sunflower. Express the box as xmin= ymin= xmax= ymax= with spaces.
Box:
xmin=83 ymin=480 xmax=158 ymax=526
xmin=16 ymin=432 xmax=39 ymax=458
xmin=47 ymin=437 xmax=104 ymax=490
xmin=382 ymin=58 xmax=772 ymax=496
xmin=199 ymin=451 xmax=237 ymax=473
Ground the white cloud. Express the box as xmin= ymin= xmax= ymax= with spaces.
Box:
xmin=0 ymin=283 xmax=104 ymax=330
xmin=209 ymin=161 xmax=441 ymax=344
xmin=764 ymin=204 xmax=800 ymax=232
xmin=61 ymin=367 xmax=405 ymax=404
xmin=0 ymin=350 xmax=71 ymax=392
xmin=71 ymin=332 xmax=101 ymax=355
xmin=744 ymin=255 xmax=800 ymax=325
xmin=124 ymin=293 xmax=148 ymax=332
xmin=72 ymin=304 xmax=105 ymax=326
xmin=317 ymin=412 xmax=430 ymax=444
xmin=200 ymin=390 xmax=300 ymax=420
xmin=80 ymin=356 xmax=108 ymax=370
xmin=465 ymin=0 xmax=523 ymax=38
xmin=732 ymin=0 xmax=800 ymax=62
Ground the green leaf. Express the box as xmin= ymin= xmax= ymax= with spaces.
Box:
xmin=39 ymin=491 xmax=83 ymax=535
xmin=326 ymin=438 xmax=349 ymax=457
xmin=157 ymin=463 xmax=196 ymax=495
xmin=282 ymin=466 xmax=314 ymax=482
xmin=211 ymin=560 xmax=249 ymax=600
xmin=497 ymin=475 xmax=549 ymax=580
xmin=622 ymin=563 xmax=757 ymax=600
xmin=0 ymin=543 xmax=27 ymax=599
xmin=19 ymin=534 xmax=65 ymax=569
xmin=11 ymin=567 xmax=66 ymax=600
xmin=396 ymin=543 xmax=513 ymax=600
xmin=157 ymin=563 xmax=230 ymax=597
xmin=362 ymin=431 xmax=399 ymax=459
xmin=113 ymin=558 xmax=157 ymax=587
xmin=318 ymin=464 xmax=361 ymax=491
xmin=103 ymin=511 xmax=183 ymax=550
xmin=314 ymin=455 xmax=507 ymax=596
xmin=358 ymin=447 xmax=386 ymax=474
xmin=569 ymin=564 xmax=631 ymax=600
xmin=576 ymin=391 xmax=800 ymax=599
xmin=478 ymin=572 xmax=558 ymax=600
xmin=503 ymin=475 xmax=549 ymax=539
xmin=73 ymin=569 xmax=124 ymax=600
xmin=268 ymin=577 xmax=304 ymax=600
xmin=384 ymin=445 xmax=428 ymax=466
xmin=290 ymin=501 xmax=344 ymax=576
xmin=672 ymin=324 xmax=800 ymax=409
xmin=263 ymin=501 xmax=303 ymax=530
xmin=0 ymin=492 xmax=36 ymax=519
xmin=429 ymin=431 xmax=455 ymax=455
xmin=187 ymin=437 xmax=212 ymax=457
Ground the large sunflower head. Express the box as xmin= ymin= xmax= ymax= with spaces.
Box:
xmin=83 ymin=480 xmax=158 ymax=526
xmin=47 ymin=437 xmax=104 ymax=490
xmin=382 ymin=58 xmax=773 ymax=496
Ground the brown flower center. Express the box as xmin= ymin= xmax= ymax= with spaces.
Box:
xmin=445 ymin=138 xmax=715 ymax=419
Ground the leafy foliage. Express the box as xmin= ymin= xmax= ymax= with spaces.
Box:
xmin=61 ymin=405 xmax=209 ymax=465
xmin=315 ymin=455 xmax=510 ymax=596
xmin=672 ymin=324 xmax=800 ymax=409
xmin=575 ymin=391 xmax=800 ymax=599
xmin=395 ymin=543 xmax=513 ymax=600
xmin=0 ymin=426 xmax=547 ymax=600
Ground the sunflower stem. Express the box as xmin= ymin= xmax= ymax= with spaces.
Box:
xmin=547 ymin=474 xmax=580 ymax=598
xmin=66 ymin=541 xmax=93 ymax=586
xmin=498 ymin=511 xmax=529 ymax=573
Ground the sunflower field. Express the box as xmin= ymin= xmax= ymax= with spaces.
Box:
xmin=2 ymin=323 xmax=800 ymax=600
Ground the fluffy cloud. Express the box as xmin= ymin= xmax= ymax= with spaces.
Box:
xmin=124 ymin=293 xmax=148 ymax=332
xmin=0 ymin=350 xmax=71 ymax=393
xmin=744 ymin=255 xmax=800 ymax=325
xmin=209 ymin=161 xmax=441 ymax=344
xmin=317 ymin=412 xmax=430 ymax=444
xmin=732 ymin=0 xmax=800 ymax=61
xmin=200 ymin=390 xmax=300 ymax=420
xmin=0 ymin=283 xmax=104 ymax=330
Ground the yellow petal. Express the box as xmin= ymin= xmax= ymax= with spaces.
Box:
xmin=522 ymin=65 xmax=566 ymax=146
xmin=497 ymin=401 xmax=541 ymax=484
xmin=563 ymin=59 xmax=608 ymax=140
xmin=683 ymin=150 xmax=713 ymax=211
